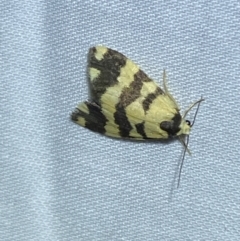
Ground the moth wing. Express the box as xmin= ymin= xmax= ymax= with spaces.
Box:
xmin=88 ymin=46 xmax=156 ymax=103
xmin=71 ymin=102 xmax=106 ymax=135
xmin=73 ymin=46 xmax=180 ymax=139
xmin=71 ymin=101 xmax=130 ymax=138
xmin=105 ymin=81 xmax=180 ymax=139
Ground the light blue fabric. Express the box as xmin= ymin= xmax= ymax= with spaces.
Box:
xmin=1 ymin=0 xmax=240 ymax=240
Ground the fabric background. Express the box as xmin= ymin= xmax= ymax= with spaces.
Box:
xmin=1 ymin=0 xmax=240 ymax=240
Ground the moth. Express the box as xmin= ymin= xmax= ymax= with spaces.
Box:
xmin=71 ymin=46 xmax=203 ymax=187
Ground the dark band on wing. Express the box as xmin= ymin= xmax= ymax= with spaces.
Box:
xmin=118 ymin=72 xmax=143 ymax=107
xmin=142 ymin=87 xmax=164 ymax=112
xmin=89 ymin=47 xmax=127 ymax=101
xmin=134 ymin=68 xmax=152 ymax=82
xmin=114 ymin=104 xmax=133 ymax=137
xmin=118 ymin=69 xmax=155 ymax=108
xmin=72 ymin=101 xmax=107 ymax=134
xmin=135 ymin=122 xmax=148 ymax=139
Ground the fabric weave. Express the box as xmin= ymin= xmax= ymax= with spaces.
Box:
xmin=1 ymin=0 xmax=240 ymax=240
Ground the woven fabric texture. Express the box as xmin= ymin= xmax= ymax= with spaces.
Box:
xmin=1 ymin=1 xmax=240 ymax=240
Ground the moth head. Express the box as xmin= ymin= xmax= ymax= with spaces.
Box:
xmin=181 ymin=96 xmax=205 ymax=135
xmin=177 ymin=119 xmax=191 ymax=136
xmin=160 ymin=117 xmax=191 ymax=138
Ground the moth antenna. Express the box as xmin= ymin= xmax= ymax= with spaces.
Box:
xmin=176 ymin=97 xmax=204 ymax=188
xmin=183 ymin=96 xmax=204 ymax=120
xmin=163 ymin=70 xmax=180 ymax=109
xmin=179 ymin=136 xmax=191 ymax=155
xmin=190 ymin=96 xmax=204 ymax=127
xmin=177 ymin=135 xmax=190 ymax=188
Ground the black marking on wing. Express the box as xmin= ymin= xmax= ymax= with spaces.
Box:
xmin=160 ymin=113 xmax=182 ymax=137
xmin=135 ymin=122 xmax=148 ymax=139
xmin=118 ymin=69 xmax=155 ymax=108
xmin=134 ymin=67 xmax=152 ymax=82
xmin=113 ymin=68 xmax=155 ymax=137
xmin=118 ymin=72 xmax=143 ymax=107
xmin=71 ymin=101 xmax=107 ymax=134
xmin=114 ymin=105 xmax=132 ymax=137
xmin=142 ymin=87 xmax=164 ymax=112
xmin=89 ymin=47 xmax=127 ymax=102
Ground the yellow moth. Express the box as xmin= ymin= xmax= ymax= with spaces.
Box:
xmin=72 ymin=46 xmax=204 ymax=187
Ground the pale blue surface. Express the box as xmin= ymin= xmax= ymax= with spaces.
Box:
xmin=1 ymin=1 xmax=240 ymax=240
